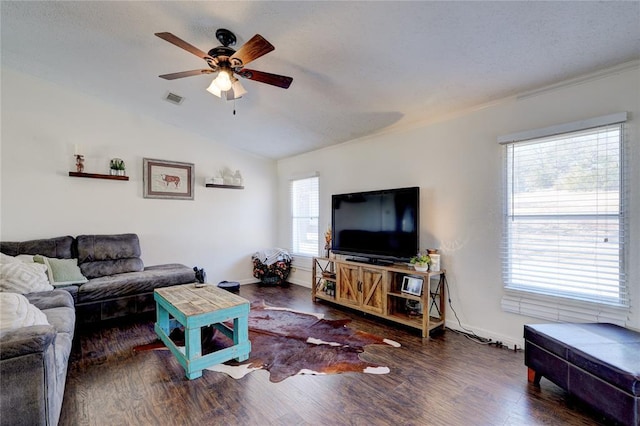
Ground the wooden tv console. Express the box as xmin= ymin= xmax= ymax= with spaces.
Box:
xmin=311 ymin=257 xmax=446 ymax=338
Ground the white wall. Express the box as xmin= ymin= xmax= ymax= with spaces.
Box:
xmin=1 ymin=68 xmax=278 ymax=285
xmin=277 ymin=64 xmax=640 ymax=346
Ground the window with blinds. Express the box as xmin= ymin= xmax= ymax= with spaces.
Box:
xmin=501 ymin=114 xmax=629 ymax=324
xmin=290 ymin=176 xmax=319 ymax=256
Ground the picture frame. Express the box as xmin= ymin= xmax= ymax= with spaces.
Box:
xmin=401 ymin=275 xmax=423 ymax=296
xmin=143 ymin=158 xmax=195 ymax=200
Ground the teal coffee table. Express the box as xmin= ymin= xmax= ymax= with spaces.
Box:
xmin=154 ymin=284 xmax=251 ymax=379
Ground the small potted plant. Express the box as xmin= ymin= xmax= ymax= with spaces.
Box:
xmin=410 ymin=252 xmax=431 ymax=272
xmin=110 ymin=158 xmax=125 ymax=176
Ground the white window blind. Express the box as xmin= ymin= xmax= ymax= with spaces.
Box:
xmin=501 ymin=114 xmax=629 ymax=324
xmin=290 ymin=176 xmax=319 ymax=256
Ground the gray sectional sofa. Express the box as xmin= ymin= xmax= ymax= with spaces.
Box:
xmin=0 ymin=233 xmax=196 ymax=425
xmin=0 ymin=290 xmax=75 ymax=426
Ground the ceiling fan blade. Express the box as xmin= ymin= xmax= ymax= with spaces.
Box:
xmin=236 ymin=69 xmax=293 ymax=89
xmin=229 ymin=34 xmax=274 ymax=67
xmin=155 ymin=32 xmax=213 ymax=60
xmin=159 ymin=69 xmax=215 ymax=80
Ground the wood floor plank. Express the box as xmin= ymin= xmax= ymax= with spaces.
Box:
xmin=60 ymin=283 xmax=610 ymax=425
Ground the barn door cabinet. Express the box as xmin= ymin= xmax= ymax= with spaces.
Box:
xmin=335 ymin=262 xmax=385 ymax=315
xmin=312 ymin=257 xmax=445 ymax=338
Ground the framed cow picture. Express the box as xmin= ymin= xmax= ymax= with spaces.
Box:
xmin=143 ymin=158 xmax=195 ymax=200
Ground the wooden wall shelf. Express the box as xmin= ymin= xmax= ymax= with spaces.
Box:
xmin=205 ymin=184 xmax=244 ymax=189
xmin=69 ymin=172 xmax=129 ymax=181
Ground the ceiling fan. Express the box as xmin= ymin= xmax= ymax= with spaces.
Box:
xmin=155 ymin=29 xmax=293 ymax=101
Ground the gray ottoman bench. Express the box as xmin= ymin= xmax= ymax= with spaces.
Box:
xmin=524 ymin=322 xmax=640 ymax=425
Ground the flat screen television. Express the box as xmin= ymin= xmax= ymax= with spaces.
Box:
xmin=331 ymin=186 xmax=419 ymax=263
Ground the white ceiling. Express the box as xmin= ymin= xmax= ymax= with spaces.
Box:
xmin=2 ymin=1 xmax=639 ymax=159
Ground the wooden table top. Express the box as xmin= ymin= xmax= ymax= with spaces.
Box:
xmin=155 ymin=284 xmax=249 ymax=317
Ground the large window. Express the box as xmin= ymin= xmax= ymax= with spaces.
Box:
xmin=501 ymin=113 xmax=628 ymax=323
xmin=290 ymin=176 xmax=319 ymax=256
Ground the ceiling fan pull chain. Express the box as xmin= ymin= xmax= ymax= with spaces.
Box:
xmin=233 ymin=97 xmax=237 ymax=115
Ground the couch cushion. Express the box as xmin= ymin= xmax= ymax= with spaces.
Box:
xmin=80 ymin=258 xmax=144 ymax=280
xmin=77 ymin=234 xmax=144 ymax=278
xmin=26 ymin=289 xmax=75 ymax=310
xmin=41 ymin=306 xmax=75 ymax=336
xmin=77 ymin=264 xmax=195 ymax=304
xmin=0 ymin=236 xmax=74 ymax=259
xmin=76 ymin=233 xmax=141 ymax=262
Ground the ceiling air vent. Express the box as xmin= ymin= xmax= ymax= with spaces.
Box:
xmin=164 ymin=92 xmax=184 ymax=105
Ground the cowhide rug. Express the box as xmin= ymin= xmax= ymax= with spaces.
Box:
xmin=136 ymin=300 xmax=400 ymax=383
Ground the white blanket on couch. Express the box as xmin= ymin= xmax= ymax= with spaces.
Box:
xmin=0 ymin=292 xmax=49 ymax=332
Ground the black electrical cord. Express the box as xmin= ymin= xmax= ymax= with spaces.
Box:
xmin=442 ymin=274 xmax=492 ymax=345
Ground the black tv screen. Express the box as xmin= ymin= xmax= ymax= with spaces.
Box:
xmin=331 ymin=187 xmax=419 ymax=263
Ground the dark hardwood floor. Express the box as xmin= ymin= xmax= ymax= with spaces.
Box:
xmin=60 ymin=284 xmax=609 ymax=425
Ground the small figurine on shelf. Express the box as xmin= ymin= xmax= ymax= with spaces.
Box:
xmin=324 ymin=226 xmax=332 ymax=258
xmin=233 ymin=170 xmax=243 ymax=186
xmin=75 ymin=155 xmax=85 ymax=173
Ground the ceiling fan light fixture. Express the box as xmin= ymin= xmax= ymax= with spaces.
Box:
xmin=213 ymin=70 xmax=232 ymax=91
xmin=206 ymin=80 xmax=222 ymax=98
xmin=231 ymin=79 xmax=247 ymax=98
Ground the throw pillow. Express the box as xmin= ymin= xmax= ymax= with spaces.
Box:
xmin=0 ymin=292 xmax=50 ymax=331
xmin=16 ymin=254 xmax=35 ymax=263
xmin=33 ymin=255 xmax=88 ymax=287
xmin=0 ymin=253 xmax=54 ymax=293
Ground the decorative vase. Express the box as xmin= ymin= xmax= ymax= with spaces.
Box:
xmin=413 ymin=263 xmax=429 ymax=272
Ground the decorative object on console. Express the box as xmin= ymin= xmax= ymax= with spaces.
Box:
xmin=427 ymin=249 xmax=440 ymax=271
xmin=410 ymin=251 xmax=431 ymax=272
xmin=324 ymin=225 xmax=332 ymax=258
xmin=401 ymin=275 xmax=423 ymax=296
xmin=430 ymin=253 xmax=441 ymax=272
xmin=143 ymin=158 xmax=195 ymax=200
xmin=405 ymin=299 xmax=422 ymax=317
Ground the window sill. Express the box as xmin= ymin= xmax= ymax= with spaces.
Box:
xmin=502 ymin=287 xmax=629 ymax=326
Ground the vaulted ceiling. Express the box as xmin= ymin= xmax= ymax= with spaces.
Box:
xmin=2 ymin=1 xmax=639 ymax=159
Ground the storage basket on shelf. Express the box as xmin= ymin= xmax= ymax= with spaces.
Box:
xmin=252 ymin=248 xmax=292 ymax=286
